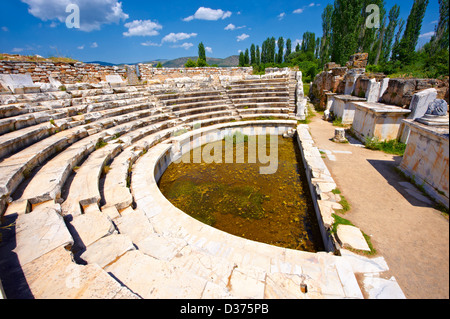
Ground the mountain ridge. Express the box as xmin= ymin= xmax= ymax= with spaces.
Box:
xmin=85 ymin=55 xmax=239 ymax=67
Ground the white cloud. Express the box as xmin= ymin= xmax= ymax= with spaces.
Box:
xmin=123 ymin=19 xmax=162 ymax=37
xmin=237 ymin=33 xmax=250 ymax=42
xmin=50 ymin=21 xmax=58 ymax=28
xmin=77 ymin=45 xmax=85 ymax=50
xmin=225 ymin=23 xmax=236 ymax=30
xmin=184 ymin=7 xmax=232 ymax=21
xmin=91 ymin=42 xmax=98 ymax=48
xmin=171 ymin=42 xmax=194 ymax=50
xmin=1 ymin=26 xmax=9 ymax=32
xmin=12 ymin=48 xmax=24 ymax=53
xmin=419 ymin=31 xmax=435 ymax=39
xmin=162 ymin=32 xmax=197 ymax=43
xmin=21 ymin=0 xmax=129 ymax=32
xmin=294 ymin=2 xmax=319 ymax=15
xmin=224 ymin=23 xmax=245 ymax=31
xmin=141 ymin=41 xmax=162 ymax=47
xmin=278 ymin=12 xmax=286 ymax=20
xmin=205 ymin=46 xmax=213 ymax=53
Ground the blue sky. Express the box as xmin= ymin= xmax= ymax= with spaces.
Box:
xmin=0 ymin=0 xmax=442 ymax=64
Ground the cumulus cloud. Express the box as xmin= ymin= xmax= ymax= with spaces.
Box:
xmin=91 ymin=42 xmax=98 ymax=48
xmin=184 ymin=7 xmax=232 ymax=21
xmin=419 ymin=31 xmax=435 ymax=39
xmin=237 ymin=33 xmax=249 ymax=42
xmin=77 ymin=45 xmax=85 ymax=50
xmin=278 ymin=12 xmax=286 ymax=20
xmin=162 ymin=32 xmax=197 ymax=43
xmin=171 ymin=42 xmax=194 ymax=50
xmin=141 ymin=41 xmax=162 ymax=47
xmin=205 ymin=46 xmax=213 ymax=53
xmin=123 ymin=19 xmax=162 ymax=37
xmin=224 ymin=23 xmax=245 ymax=31
xmin=21 ymin=0 xmax=129 ymax=32
xmin=294 ymin=2 xmax=320 ymax=14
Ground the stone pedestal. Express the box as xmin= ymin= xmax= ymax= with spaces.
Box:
xmin=400 ymin=117 xmax=449 ymax=209
xmin=351 ymin=101 xmax=411 ymax=142
xmin=332 ymin=95 xmax=366 ymax=124
xmin=332 ymin=128 xmax=348 ymax=143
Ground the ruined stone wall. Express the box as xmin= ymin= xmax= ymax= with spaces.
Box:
xmin=138 ymin=65 xmax=253 ymax=86
xmin=0 ymin=61 xmax=127 ymax=84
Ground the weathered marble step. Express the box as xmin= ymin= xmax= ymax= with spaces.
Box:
xmin=10 ymin=246 xmax=139 ymax=299
xmin=0 ymin=127 xmax=88 ymax=207
xmin=101 ymin=123 xmax=181 ymax=212
xmin=61 ymin=143 xmax=123 ymax=217
xmin=226 ymin=86 xmax=289 ymax=93
xmin=178 ymin=110 xmax=234 ymax=124
xmin=0 ymin=111 xmax=56 ymax=135
xmin=0 ymin=103 xmax=39 ymax=119
xmin=227 ymin=91 xmax=290 ymax=99
xmin=154 ymin=89 xmax=221 ymax=101
xmin=238 ymin=107 xmax=293 ymax=115
xmin=0 ymin=119 xmax=70 ymax=160
xmin=240 ymin=113 xmax=293 ymax=120
xmin=163 ymin=96 xmax=224 ymax=107
xmin=11 ymin=202 xmax=74 ymax=267
xmin=234 ymin=102 xmax=290 ymax=109
xmin=19 ymin=133 xmax=107 ymax=205
xmin=101 ymin=147 xmax=140 ymax=211
xmin=165 ymin=100 xmax=227 ymax=112
xmin=173 ymin=105 xmax=229 ymax=117
xmin=70 ymin=91 xmax=151 ymax=107
xmin=231 ymin=97 xmax=290 ymax=104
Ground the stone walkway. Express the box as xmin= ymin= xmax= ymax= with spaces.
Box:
xmin=307 ymin=113 xmax=449 ymax=299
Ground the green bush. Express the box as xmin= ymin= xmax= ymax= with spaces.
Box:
xmin=184 ymin=58 xmax=197 ymax=68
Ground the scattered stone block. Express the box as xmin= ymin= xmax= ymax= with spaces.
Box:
xmin=336 ymin=225 xmax=370 ymax=251
xmin=13 ymin=203 xmax=73 ymax=266
xmin=80 ymin=234 xmax=136 ymax=268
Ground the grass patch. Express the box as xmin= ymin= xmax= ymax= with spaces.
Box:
xmin=331 ymin=213 xmax=377 ymax=256
xmin=95 ymin=139 xmax=108 ymax=150
xmin=365 ymin=137 xmax=406 ymax=156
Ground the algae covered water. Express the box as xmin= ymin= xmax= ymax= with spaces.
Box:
xmin=158 ymin=135 xmax=325 ymax=252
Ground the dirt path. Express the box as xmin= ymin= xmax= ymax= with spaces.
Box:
xmin=306 ymin=114 xmax=449 ymax=299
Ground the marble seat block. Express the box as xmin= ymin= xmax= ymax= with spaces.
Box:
xmin=351 ymin=101 xmax=411 ymax=142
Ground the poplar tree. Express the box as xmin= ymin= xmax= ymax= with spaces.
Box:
xmin=250 ymin=44 xmax=256 ymax=65
xmin=285 ymin=38 xmax=292 ymax=62
xmin=277 ymin=37 xmax=284 ymax=63
xmin=198 ymin=42 xmax=206 ymax=61
xmin=392 ymin=0 xmax=429 ymax=63
xmin=381 ymin=4 xmax=401 ymax=63
xmin=244 ymin=49 xmax=250 ymax=65
xmin=256 ymin=45 xmax=261 ymax=65
xmin=320 ymin=4 xmax=334 ymax=66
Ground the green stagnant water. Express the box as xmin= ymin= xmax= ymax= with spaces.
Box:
xmin=158 ymin=135 xmax=325 ymax=252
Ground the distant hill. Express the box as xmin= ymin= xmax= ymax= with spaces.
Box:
xmin=83 ymin=55 xmax=239 ymax=68
xmin=161 ymin=56 xmax=239 ymax=68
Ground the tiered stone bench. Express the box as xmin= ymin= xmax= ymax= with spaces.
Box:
xmin=226 ymin=78 xmax=296 ymax=120
xmin=0 ymin=72 xmax=406 ymax=299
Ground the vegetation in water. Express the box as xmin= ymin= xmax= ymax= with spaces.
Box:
xmin=159 ymin=136 xmax=325 ymax=252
